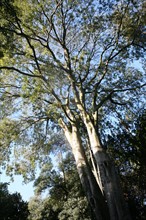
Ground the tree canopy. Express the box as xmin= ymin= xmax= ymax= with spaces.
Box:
xmin=0 ymin=0 xmax=145 ymax=219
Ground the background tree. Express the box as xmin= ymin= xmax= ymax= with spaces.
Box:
xmin=28 ymin=152 xmax=92 ymax=220
xmin=0 ymin=0 xmax=145 ymax=219
xmin=107 ymin=108 xmax=146 ymax=220
xmin=0 ymin=182 xmax=29 ymax=220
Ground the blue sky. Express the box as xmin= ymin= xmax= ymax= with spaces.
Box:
xmin=0 ymin=171 xmax=34 ymax=201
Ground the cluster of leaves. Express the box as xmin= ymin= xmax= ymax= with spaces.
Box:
xmin=0 ymin=182 xmax=29 ymax=220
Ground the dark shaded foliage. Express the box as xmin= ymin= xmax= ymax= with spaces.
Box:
xmin=107 ymin=109 xmax=146 ymax=219
xmin=0 ymin=182 xmax=29 ymax=220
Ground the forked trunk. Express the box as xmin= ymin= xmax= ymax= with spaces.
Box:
xmin=74 ymin=97 xmax=131 ymax=219
xmin=60 ymin=120 xmax=109 ymax=220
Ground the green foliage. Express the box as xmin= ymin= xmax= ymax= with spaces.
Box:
xmin=58 ymin=197 xmax=90 ymax=220
xmin=0 ymin=182 xmax=29 ymax=220
xmin=0 ymin=118 xmax=20 ymax=169
xmin=111 ymin=0 xmax=146 ymax=58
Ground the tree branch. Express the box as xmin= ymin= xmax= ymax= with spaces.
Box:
xmin=0 ymin=66 xmax=42 ymax=78
xmin=95 ymin=83 xmax=146 ymax=110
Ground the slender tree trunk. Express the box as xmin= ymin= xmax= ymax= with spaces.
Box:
xmin=60 ymin=120 xmax=109 ymax=220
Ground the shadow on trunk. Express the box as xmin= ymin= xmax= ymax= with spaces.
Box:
xmin=78 ymin=162 xmax=109 ymax=220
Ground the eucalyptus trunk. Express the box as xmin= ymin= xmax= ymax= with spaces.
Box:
xmin=60 ymin=120 xmax=109 ymax=220
xmin=83 ymin=115 xmax=131 ymax=220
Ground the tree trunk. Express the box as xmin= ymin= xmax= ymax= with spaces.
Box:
xmin=60 ymin=120 xmax=109 ymax=220
xmin=84 ymin=116 xmax=131 ymax=220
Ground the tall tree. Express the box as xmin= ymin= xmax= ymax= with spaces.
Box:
xmin=28 ymin=108 xmax=146 ymax=220
xmin=0 ymin=0 xmax=145 ymax=219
